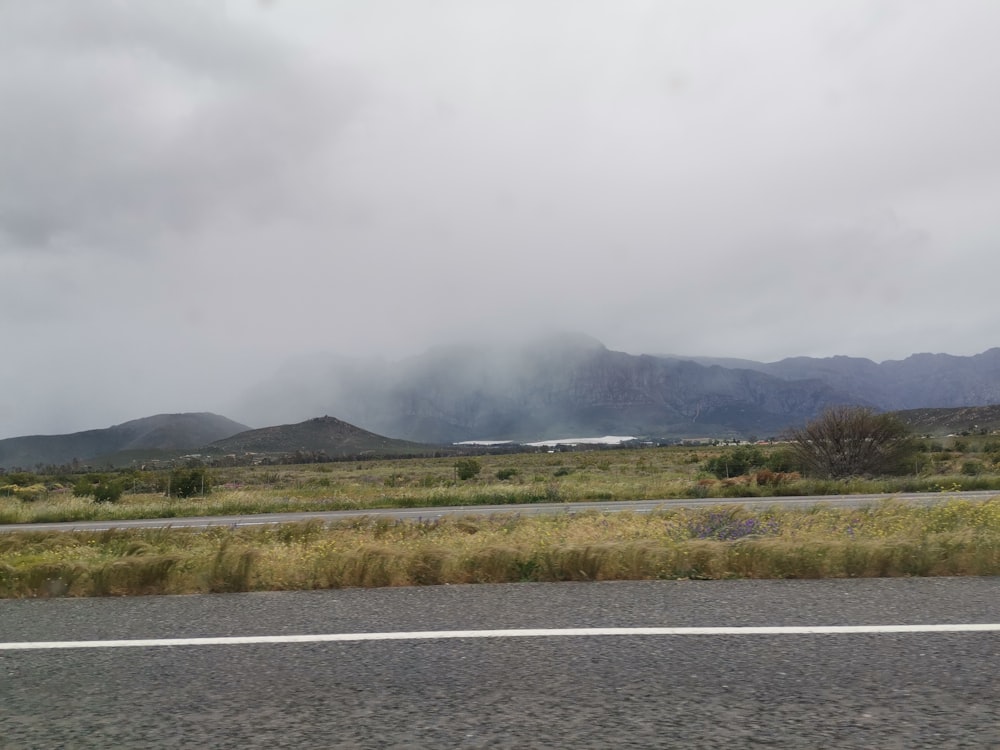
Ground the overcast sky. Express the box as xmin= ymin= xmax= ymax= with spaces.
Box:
xmin=2 ymin=0 xmax=999 ymax=437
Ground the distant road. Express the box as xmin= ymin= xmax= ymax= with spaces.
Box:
xmin=1 ymin=489 xmax=996 ymax=533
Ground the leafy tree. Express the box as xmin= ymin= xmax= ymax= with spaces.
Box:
xmin=454 ymin=458 xmax=482 ymax=481
xmin=786 ymin=406 xmax=916 ymax=478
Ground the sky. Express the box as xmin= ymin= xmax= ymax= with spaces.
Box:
xmin=2 ymin=0 xmax=999 ymax=438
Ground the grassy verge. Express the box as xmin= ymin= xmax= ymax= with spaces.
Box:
xmin=0 ymin=486 xmax=571 ymax=525
xmin=4 ymin=498 xmax=1000 ymax=598
xmin=4 ymin=454 xmax=1000 ymax=526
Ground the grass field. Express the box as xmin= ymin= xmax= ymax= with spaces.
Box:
xmin=3 ymin=444 xmax=1000 ymax=597
xmin=4 ymin=445 xmax=1000 ymax=525
xmin=3 ymin=498 xmax=1000 ymax=597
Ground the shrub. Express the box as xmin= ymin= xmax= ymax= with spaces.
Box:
xmin=686 ymin=510 xmax=780 ymax=541
xmin=73 ymin=473 xmax=120 ymax=499
xmin=753 ymin=469 xmax=800 ymax=486
xmin=786 ymin=406 xmax=916 ymax=478
xmin=1 ymin=472 xmax=38 ymax=487
xmin=454 ymin=458 xmax=482 ymax=481
xmin=92 ymin=480 xmax=124 ymax=503
xmin=73 ymin=478 xmax=96 ymax=498
xmin=496 ymin=468 xmax=518 ymax=481
xmin=703 ymin=445 xmax=765 ymax=479
xmin=961 ymin=461 xmax=984 ymax=476
xmin=7 ymin=483 xmax=47 ymax=502
xmin=167 ymin=468 xmax=211 ymax=498
xmin=765 ymin=448 xmax=799 ymax=473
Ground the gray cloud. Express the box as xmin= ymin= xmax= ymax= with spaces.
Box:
xmin=2 ymin=0 xmax=1000 ymax=437
xmin=0 ymin=1 xmax=360 ymax=254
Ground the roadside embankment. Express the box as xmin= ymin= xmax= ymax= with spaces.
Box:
xmin=3 ymin=499 xmax=1000 ymax=597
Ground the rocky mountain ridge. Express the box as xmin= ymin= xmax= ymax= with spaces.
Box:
xmin=238 ymin=336 xmax=1000 ymax=443
xmin=688 ymin=349 xmax=1000 ymax=410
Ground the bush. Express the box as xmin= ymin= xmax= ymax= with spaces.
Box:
xmin=765 ymin=448 xmax=799 ymax=473
xmin=167 ymin=468 xmax=211 ymax=498
xmin=496 ymin=468 xmax=518 ymax=481
xmin=73 ymin=478 xmax=96 ymax=498
xmin=1 ymin=472 xmax=39 ymax=487
xmin=703 ymin=445 xmax=765 ymax=479
xmin=961 ymin=461 xmax=984 ymax=476
xmin=5 ymin=483 xmax=47 ymax=502
xmin=92 ymin=480 xmax=124 ymax=503
xmin=786 ymin=406 xmax=916 ymax=478
xmin=454 ymin=459 xmax=482 ymax=481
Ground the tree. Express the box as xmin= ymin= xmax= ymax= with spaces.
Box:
xmin=786 ymin=406 xmax=916 ymax=478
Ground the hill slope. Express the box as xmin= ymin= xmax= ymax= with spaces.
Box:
xmin=893 ymin=405 xmax=1000 ymax=436
xmin=210 ymin=416 xmax=444 ymax=458
xmin=0 ymin=413 xmax=250 ymax=469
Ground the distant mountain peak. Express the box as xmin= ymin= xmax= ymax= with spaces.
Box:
xmin=210 ymin=416 xmax=438 ymax=457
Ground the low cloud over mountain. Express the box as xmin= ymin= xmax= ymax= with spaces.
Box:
xmin=235 ymin=335 xmax=1000 ymax=443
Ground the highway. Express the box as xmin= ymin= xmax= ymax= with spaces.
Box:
xmin=1 ymin=489 xmax=997 ymax=533
xmin=2 ymin=578 xmax=1000 ymax=748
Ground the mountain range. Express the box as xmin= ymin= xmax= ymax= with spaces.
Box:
xmin=5 ymin=335 xmax=1000 ymax=469
xmin=237 ymin=335 xmax=1000 ymax=443
xmin=0 ymin=414 xmax=444 ymax=470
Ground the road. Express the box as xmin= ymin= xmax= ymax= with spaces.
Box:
xmin=2 ymin=578 xmax=1000 ymax=748
xmin=1 ymin=489 xmax=997 ymax=533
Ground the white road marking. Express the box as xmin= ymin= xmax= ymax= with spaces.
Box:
xmin=2 ymin=624 xmax=999 ymax=650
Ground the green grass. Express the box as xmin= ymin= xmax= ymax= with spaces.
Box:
xmin=4 ymin=498 xmax=1000 ymax=597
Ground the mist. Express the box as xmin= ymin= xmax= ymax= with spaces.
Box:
xmin=3 ymin=1 xmax=1000 ymax=438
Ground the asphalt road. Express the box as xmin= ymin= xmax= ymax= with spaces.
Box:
xmin=3 ymin=578 xmax=1000 ymax=748
xmin=2 ymin=489 xmax=997 ymax=533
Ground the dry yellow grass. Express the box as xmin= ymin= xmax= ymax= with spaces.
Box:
xmin=3 ymin=498 xmax=1000 ymax=597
